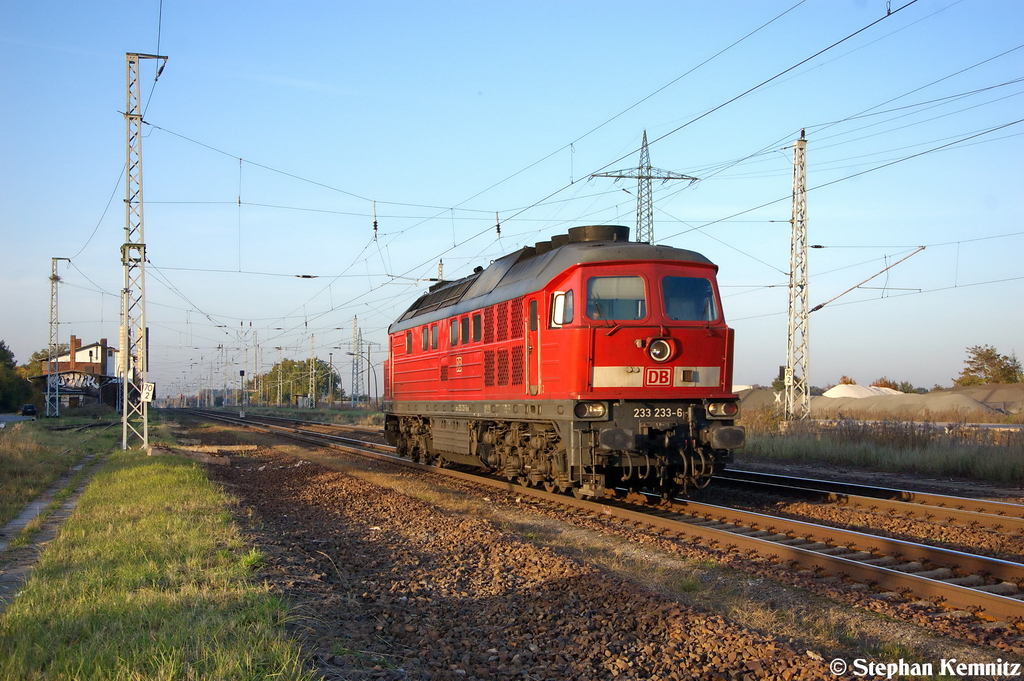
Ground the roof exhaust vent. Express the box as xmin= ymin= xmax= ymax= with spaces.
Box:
xmin=567 ymin=225 xmax=630 ymax=243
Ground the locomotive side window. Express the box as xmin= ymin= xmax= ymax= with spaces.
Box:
xmin=431 ymin=324 xmax=439 ymax=350
xmin=406 ymin=331 xmax=412 ymax=355
xmin=529 ymin=300 xmax=538 ymax=331
xmin=550 ymin=290 xmax=573 ymax=327
xmin=422 ymin=326 xmax=429 ymax=352
xmin=449 ymin=317 xmax=458 ymax=346
xmin=461 ymin=316 xmax=470 ymax=344
xmin=472 ymin=314 xmax=482 ymax=342
xmin=663 ymin=276 xmax=718 ymax=321
xmin=586 ymin=276 xmax=646 ymax=320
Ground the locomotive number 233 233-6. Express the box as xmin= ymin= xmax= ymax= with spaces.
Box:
xmin=633 ymin=407 xmax=687 ymax=419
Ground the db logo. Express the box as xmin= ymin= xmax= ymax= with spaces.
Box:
xmin=645 ymin=367 xmax=672 ymax=387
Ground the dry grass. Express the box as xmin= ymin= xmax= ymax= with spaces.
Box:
xmin=739 ymin=408 xmax=1024 ymax=483
xmin=0 ymin=418 xmax=118 ymax=526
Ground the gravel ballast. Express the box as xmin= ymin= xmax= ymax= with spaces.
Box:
xmin=187 ymin=417 xmax=1023 ymax=680
xmin=210 ymin=445 xmax=832 ymax=680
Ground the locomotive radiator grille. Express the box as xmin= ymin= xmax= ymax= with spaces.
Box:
xmin=497 ymin=349 xmax=509 ymax=386
xmin=484 ymin=307 xmax=495 ymax=344
xmin=509 ymin=297 xmax=524 ymax=339
xmin=510 ymin=346 xmax=524 ymax=386
xmin=484 ymin=351 xmax=495 ymax=387
xmin=497 ymin=301 xmax=509 ymax=342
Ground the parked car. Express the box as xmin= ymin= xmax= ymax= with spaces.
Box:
xmin=20 ymin=404 xmax=37 ymax=416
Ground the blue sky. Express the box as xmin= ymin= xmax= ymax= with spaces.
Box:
xmin=2 ymin=0 xmax=1022 ymax=397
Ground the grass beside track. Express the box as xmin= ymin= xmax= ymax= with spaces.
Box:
xmin=0 ymin=444 xmax=313 ymax=680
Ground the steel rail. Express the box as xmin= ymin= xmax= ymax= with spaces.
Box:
xmin=721 ymin=469 xmax=1024 ymax=519
xmin=188 ymin=409 xmax=381 ymax=436
xmin=176 ymin=409 xmax=1024 ymax=622
xmin=179 ymin=409 xmax=391 ymax=454
xmin=717 ymin=470 xmax=1024 ymax=535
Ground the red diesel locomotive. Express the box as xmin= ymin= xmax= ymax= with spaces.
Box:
xmin=383 ymin=224 xmax=744 ymax=498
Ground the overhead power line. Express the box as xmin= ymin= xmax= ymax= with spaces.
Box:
xmin=503 ymin=0 xmax=922 ymax=225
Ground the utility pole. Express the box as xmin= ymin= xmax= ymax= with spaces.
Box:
xmin=350 ymin=316 xmax=363 ymax=409
xmin=591 ymin=131 xmax=697 ymax=244
xmin=786 ymin=131 xmax=810 ymax=420
xmin=308 ymin=334 xmax=316 ymax=408
xmin=121 ymin=52 xmax=166 ymax=450
xmin=365 ymin=342 xmax=379 ymax=410
xmin=47 ymin=258 xmax=69 ymax=417
xmin=276 ymin=346 xmax=283 ymax=406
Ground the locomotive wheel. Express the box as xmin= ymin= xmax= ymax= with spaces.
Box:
xmin=571 ymin=487 xmax=589 ymax=500
xmin=542 ymin=481 xmax=558 ymax=494
xmin=517 ymin=476 xmax=532 ymax=487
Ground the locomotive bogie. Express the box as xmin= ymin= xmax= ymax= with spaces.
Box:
xmin=384 ymin=396 xmax=740 ymax=497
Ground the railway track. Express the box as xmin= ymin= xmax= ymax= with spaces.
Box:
xmin=717 ymin=469 xmax=1024 ymax=535
xmin=178 ymin=408 xmax=1024 ymax=625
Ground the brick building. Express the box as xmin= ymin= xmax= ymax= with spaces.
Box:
xmin=39 ymin=335 xmax=121 ymax=407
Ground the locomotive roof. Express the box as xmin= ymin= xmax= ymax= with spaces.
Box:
xmin=389 ymin=227 xmax=715 ymax=333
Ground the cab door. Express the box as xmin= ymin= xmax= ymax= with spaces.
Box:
xmin=527 ymin=296 xmax=540 ymax=395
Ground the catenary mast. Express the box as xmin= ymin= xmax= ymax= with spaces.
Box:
xmin=785 ymin=131 xmax=810 ymax=420
xmin=121 ymin=52 xmax=166 ymax=449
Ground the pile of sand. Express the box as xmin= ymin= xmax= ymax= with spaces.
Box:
xmin=821 ymin=384 xmax=902 ymax=398
xmin=738 ymin=383 xmax=1024 ymax=420
xmin=810 ymin=391 xmax=998 ymax=420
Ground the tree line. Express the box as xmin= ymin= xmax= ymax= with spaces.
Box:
xmin=0 ymin=340 xmax=39 ymax=411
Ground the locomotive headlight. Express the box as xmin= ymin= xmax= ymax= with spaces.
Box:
xmin=573 ymin=402 xmax=607 ymax=419
xmin=648 ymin=338 xmax=674 ymax=363
xmin=707 ymin=401 xmax=739 ymax=418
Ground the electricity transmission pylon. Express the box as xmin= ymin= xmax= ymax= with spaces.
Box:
xmin=121 ymin=52 xmax=167 ymax=450
xmin=785 ymin=131 xmax=810 ymax=420
xmin=591 ymin=131 xmax=697 ymax=244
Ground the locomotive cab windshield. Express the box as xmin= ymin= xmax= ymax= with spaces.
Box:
xmin=663 ymin=276 xmax=718 ymax=321
xmin=587 ymin=276 xmax=646 ymax=320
